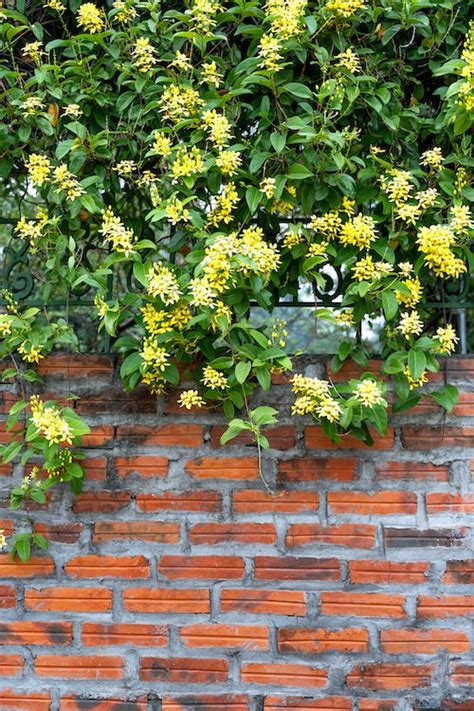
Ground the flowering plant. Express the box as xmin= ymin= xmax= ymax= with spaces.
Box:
xmin=0 ymin=0 xmax=473 ymax=554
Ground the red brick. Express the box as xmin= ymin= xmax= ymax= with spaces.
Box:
xmin=328 ymin=491 xmax=416 ymax=515
xmin=189 ymin=523 xmax=276 ymax=545
xmin=81 ymin=457 xmax=107 ymax=481
xmin=220 ymin=589 xmax=306 ymax=616
xmin=451 ymin=391 xmax=474 ymax=416
xmin=277 ymin=627 xmax=369 ymax=653
xmin=346 ymin=663 xmax=433 ymax=689
xmin=358 ymin=702 xmax=397 ymax=711
xmin=0 ymin=586 xmax=16 ymax=609
xmin=82 ymin=623 xmax=167 ymax=647
xmin=137 ymin=491 xmax=222 ymax=513
xmin=427 ymin=493 xmax=474 ymax=514
xmin=65 ymin=555 xmax=149 ymax=579
xmin=278 ymin=458 xmax=356 ymax=483
xmin=140 ymin=656 xmax=228 ymax=683
xmin=34 ymin=523 xmax=82 ymax=544
xmin=320 ymin=592 xmax=406 ymax=618
xmin=72 ymin=490 xmax=131 ymax=514
xmin=0 ymin=519 xmax=13 ymax=537
xmin=384 ymin=527 xmax=466 ymax=549
xmin=444 ymin=560 xmax=474 ymax=584
xmin=180 ymin=623 xmax=268 ymax=650
xmin=76 ymin=387 xmax=156 ymax=415
xmin=116 ymin=424 xmax=204 ymax=447
xmin=241 ymin=662 xmax=327 ymax=688
xmin=382 ymin=628 xmax=470 ymax=654
xmin=25 ymin=587 xmax=112 ymax=613
xmin=0 ymin=621 xmax=72 ymax=645
xmin=446 ymin=357 xmax=474 ymax=381
xmin=0 ymin=654 xmax=23 ymax=675
xmin=162 ymin=695 xmax=249 ymax=711
xmin=375 ymin=461 xmax=448 ymax=482
xmin=114 ymin=455 xmax=168 ymax=478
xmin=326 ymin=359 xmax=384 ymax=381
xmin=82 ymin=426 xmax=114 ymax=448
xmin=35 ymin=654 xmax=123 ymax=679
xmin=0 ymin=554 xmax=55 ymax=578
xmin=0 ymin=689 xmax=51 ymax=710
xmin=402 ymin=426 xmax=474 ymax=449
xmin=450 ymin=663 xmax=474 ymax=685
xmin=0 ymin=463 xmax=12 ymax=476
xmin=417 ymin=595 xmax=474 ymax=618
xmin=232 ymin=490 xmax=319 ymax=514
xmin=60 ymin=697 xmax=148 ymax=711
xmin=305 ymin=426 xmax=394 ymax=450
xmin=37 ymin=354 xmax=114 ymax=378
xmin=349 ymin=560 xmax=429 ymax=585
xmin=93 ymin=521 xmax=180 ymax=544
xmin=185 ymin=457 xmax=259 ymax=480
xmin=255 ymin=557 xmax=339 ymax=581
xmin=287 ymin=524 xmax=376 ymax=549
xmin=264 ymin=698 xmax=351 ymax=711
xmin=159 ymin=556 xmax=244 ymax=580
xmin=210 ymin=425 xmax=295 ymax=450
xmin=123 ymin=588 xmax=210 ymax=614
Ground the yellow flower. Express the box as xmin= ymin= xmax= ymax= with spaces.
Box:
xmin=63 ymin=103 xmax=82 ymax=118
xmin=0 ymin=529 xmax=6 ymax=550
xmin=147 ymin=264 xmax=181 ymax=305
xmin=179 ymin=389 xmax=205 ymax=409
xmin=398 ymin=311 xmax=423 ymax=338
xmin=395 ymin=202 xmax=421 ymax=225
xmin=417 ymin=224 xmax=466 ymax=278
xmin=208 ymin=183 xmax=239 ymax=226
xmin=215 ymin=150 xmax=241 ymax=176
xmin=416 ymin=188 xmax=438 ymax=210
xmin=353 ymin=255 xmax=376 ymax=281
xmin=420 ymin=147 xmax=443 ymax=172
xmin=152 ymin=132 xmax=173 ymax=157
xmin=53 ymin=164 xmax=84 ymax=200
xmin=336 ymin=48 xmax=360 ymax=73
xmin=30 ymin=396 xmax=73 ymax=444
xmin=45 ymin=0 xmax=65 ymax=11
xmin=100 ymin=208 xmax=136 ymax=256
xmin=114 ymin=160 xmax=136 ymax=177
xmin=354 ymin=379 xmax=384 ymax=407
xmin=404 ymin=364 xmax=428 ymax=390
xmin=190 ymin=0 xmax=223 ymax=34
xmin=258 ymin=34 xmax=282 ymax=71
xmin=94 ymin=294 xmax=109 ymax=318
xmin=202 ymin=365 xmax=228 ymax=390
xmin=381 ymin=169 xmax=413 ymax=205
xmin=200 ymin=61 xmax=221 ymax=87
xmin=202 ymin=109 xmax=232 ymax=146
xmin=310 ymin=210 xmax=342 ymax=239
xmin=325 ymin=0 xmax=365 ymax=18
xmin=316 ymin=396 xmax=341 ymax=423
xmin=334 ymin=309 xmax=354 ymax=326
xmin=307 ymin=242 xmax=327 ymax=258
xmin=112 ymin=0 xmax=137 ymax=23
xmin=435 ymin=324 xmax=459 ymax=355
xmin=22 ymin=42 xmax=43 ymax=64
xmin=171 ymin=146 xmax=203 ymax=179
xmin=283 ymin=229 xmax=303 ymax=248
xmin=190 ymin=277 xmax=217 ymax=307
xmin=240 ymin=226 xmax=280 ymax=276
xmin=77 ymin=2 xmax=104 ymax=33
xmin=141 ymin=338 xmax=169 ymax=370
xmin=18 ymin=342 xmax=44 ymax=364
xmin=159 ymin=85 xmax=204 ymax=123
xmin=26 ymin=154 xmax=51 ymax=186
xmin=0 ymin=315 xmax=12 ymax=336
xmin=265 ymin=0 xmax=307 ymax=39
xmin=132 ymin=38 xmax=156 ymax=73
xmin=396 ymin=277 xmax=422 ymax=308
xmin=165 ymin=196 xmax=190 ymax=224
xmin=450 ymin=205 xmax=474 ymax=234
xmin=260 ymin=177 xmax=276 ymax=199
xmin=171 ymin=51 xmax=192 ymax=72
xmin=338 ymin=214 xmax=377 ymax=250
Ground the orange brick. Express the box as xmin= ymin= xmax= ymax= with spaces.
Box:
xmin=241 ymin=662 xmax=327 ymax=688
xmin=326 ymin=359 xmax=384 ymax=381
xmin=60 ymin=696 xmax=148 ymax=711
xmin=81 ymin=457 xmax=107 ymax=481
xmin=286 ymin=524 xmax=376 ymax=549
xmin=0 ymin=555 xmax=54 ymax=578
xmin=358 ymin=701 xmax=397 ymax=711
xmin=220 ymin=589 xmax=306 ymax=616
xmin=402 ymin=426 xmax=474 ymax=449
xmin=255 ymin=557 xmax=340 ymax=581
xmin=305 ymin=426 xmax=394 ymax=450
xmin=0 ymin=654 xmax=23 ymax=676
xmin=73 ymin=490 xmax=131 ymax=514
xmin=0 ymin=621 xmax=72 ymax=645
xmin=33 ymin=523 xmax=82 ymax=544
xmin=25 ymin=587 xmax=112 ymax=613
xmin=185 ymin=457 xmax=259 ymax=480
xmin=137 ymin=491 xmax=222 ymax=513
xmin=381 ymin=628 xmax=469 ymax=653
xmin=65 ymin=555 xmax=149 ymax=579
xmin=328 ymin=491 xmax=417 ymax=515
xmin=35 ymin=655 xmax=123 ymax=679
xmin=375 ymin=461 xmax=448 ymax=482
xmin=349 ymin=560 xmax=429 ymax=585
xmin=82 ymin=623 xmax=167 ymax=647
xmin=427 ymin=493 xmax=474 ymax=514
xmin=346 ymin=663 xmax=433 ymax=690
xmin=189 ymin=523 xmax=276 ymax=545
xmin=123 ymin=588 xmax=210 ymax=614
xmin=278 ymin=458 xmax=356 ymax=482
xmin=180 ymin=623 xmax=269 ymax=650
xmin=116 ymin=424 xmax=204 ymax=447
xmin=277 ymin=627 xmax=369 ymax=653
xmin=450 ymin=663 xmax=474 ymax=685
xmin=159 ymin=556 xmax=244 ymax=580
xmin=82 ymin=426 xmax=114 ymax=448
xmin=114 ymin=455 xmax=168 ymax=478
xmin=417 ymin=595 xmax=474 ymax=618
xmin=162 ymin=695 xmax=249 ymax=711
xmin=320 ymin=592 xmax=406 ymax=618
xmin=140 ymin=656 xmax=228 ymax=683
xmin=37 ymin=354 xmax=114 ymax=378
xmin=264 ymin=698 xmax=351 ymax=711
xmin=0 ymin=689 xmax=51 ymax=710
xmin=93 ymin=521 xmax=180 ymax=544
xmin=232 ymin=490 xmax=319 ymax=514
xmin=444 ymin=560 xmax=474 ymax=584
xmin=0 ymin=586 xmax=16 ymax=609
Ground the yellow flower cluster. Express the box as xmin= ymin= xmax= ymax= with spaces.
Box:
xmin=159 ymin=85 xmax=204 ymax=123
xmin=141 ymin=303 xmax=190 ymax=336
xmin=269 ymin=318 xmax=288 ymax=348
xmin=179 ymin=389 xmax=205 ymax=409
xmin=77 ymin=2 xmax=104 ymax=33
xmin=18 ymin=341 xmax=44 ymax=363
xmin=147 ymin=264 xmax=181 ymax=305
xmin=114 ymin=160 xmax=136 ymax=177
xmin=420 ymin=147 xmax=443 ymax=172
xmin=258 ymin=34 xmax=283 ymax=71
xmin=171 ymin=51 xmax=192 ymax=72
xmin=335 ymin=309 xmax=354 ymax=326
xmin=291 ymin=374 xmax=341 ymax=422
xmin=22 ymin=42 xmax=43 ymax=63
xmin=21 ymin=97 xmax=43 ymax=116
xmin=271 ymin=184 xmax=296 ymax=213
xmin=190 ymin=277 xmax=217 ymax=307
xmin=63 ymin=103 xmax=82 ymax=118
xmin=307 ymin=242 xmax=327 ymax=258
xmin=132 ymin=38 xmax=156 ymax=73
xmin=435 ymin=324 xmax=459 ymax=355
xmin=201 ymin=61 xmax=221 ymax=87
xmin=100 ymin=208 xmax=136 ymax=256
xmin=190 ymin=0 xmax=223 ymax=35
xmin=16 ymin=208 xmax=48 ymax=252
xmin=265 ymin=0 xmax=307 ymax=39
xmin=325 ymin=0 xmax=365 ymax=17
xmin=202 ymin=110 xmax=232 ymax=146
xmin=53 ymin=164 xmax=84 ymax=200
xmin=381 ymin=169 xmax=413 ymax=205
xmin=202 ymin=365 xmax=228 ymax=390
xmin=171 ymin=146 xmax=203 ymax=179
xmin=398 ymin=311 xmax=423 ymax=338
xmin=404 ymin=364 xmax=428 ymax=390
xmin=30 ymin=396 xmax=73 ymax=445
xmin=141 ymin=337 xmax=169 ymax=370
xmin=310 ymin=210 xmax=342 ymax=239
xmin=354 ymin=379 xmax=384 ymax=407
xmin=208 ymin=183 xmax=239 ymax=226
xmin=112 ymin=0 xmax=137 ymax=23
xmin=459 ymin=22 xmax=474 ymax=111
xmin=283 ymin=229 xmax=303 ymax=248
xmin=165 ymin=196 xmax=190 ymax=224
xmin=215 ymin=150 xmax=241 ymax=176
xmin=339 ymin=214 xmax=377 ymax=250
xmin=353 ymin=255 xmax=375 ymax=281
xmin=396 ymin=276 xmax=422 ymax=308
xmin=450 ymin=205 xmax=473 ymax=234
xmin=241 ymin=226 xmax=280 ymax=275
xmin=260 ymin=177 xmax=276 ymax=199
xmin=152 ymin=132 xmax=173 ymax=157
xmin=417 ymin=224 xmax=466 ymax=278
xmin=26 ymin=153 xmax=51 ymax=186
xmin=46 ymin=0 xmax=65 ymax=12
xmin=336 ymin=48 xmax=360 ymax=73
xmin=0 ymin=315 xmax=12 ymax=336
xmin=416 ymin=188 xmax=438 ymax=210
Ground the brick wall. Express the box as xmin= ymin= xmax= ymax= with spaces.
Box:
xmin=0 ymin=355 xmax=473 ymax=711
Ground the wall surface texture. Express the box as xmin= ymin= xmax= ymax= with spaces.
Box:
xmin=0 ymin=355 xmax=473 ymax=711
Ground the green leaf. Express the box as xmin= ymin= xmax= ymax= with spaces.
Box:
xmin=270 ymin=131 xmax=286 ymax=153
xmin=235 ymin=361 xmax=251 ymax=384
xmin=120 ymin=352 xmax=143 ymax=378
xmin=251 ymin=406 xmax=278 ymax=426
xmin=246 ymin=186 xmax=262 ymax=214
xmin=382 ymin=291 xmax=398 ymax=320
xmin=284 ymin=82 xmax=313 ymax=99
xmin=1 ymin=439 xmax=22 ymax=464
xmin=431 ymin=385 xmax=459 ymax=413
xmin=286 ymin=164 xmax=313 ymax=180
xmin=408 ymin=349 xmax=426 ymax=381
